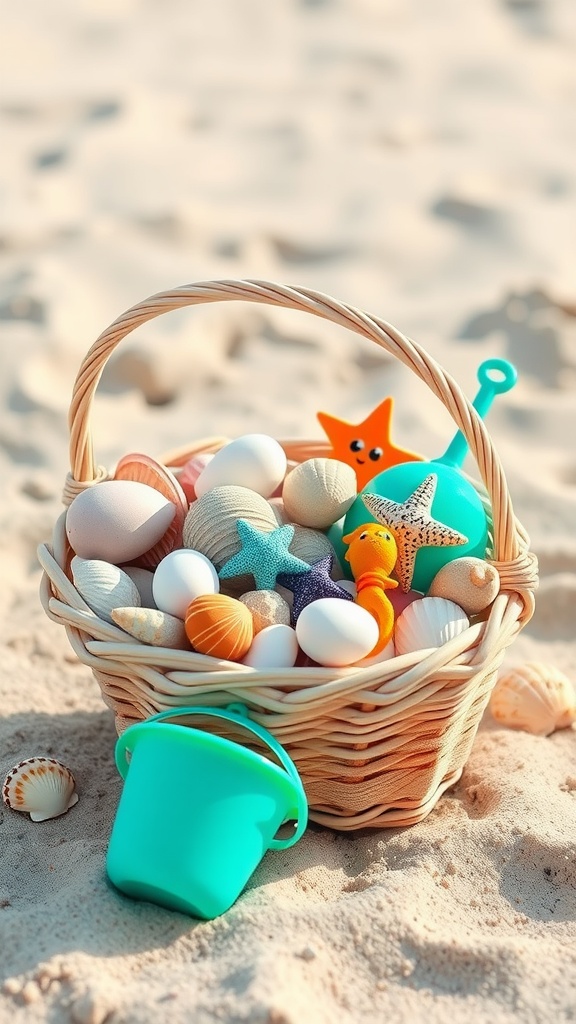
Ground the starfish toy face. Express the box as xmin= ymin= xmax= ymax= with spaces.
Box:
xmin=277 ymin=553 xmax=353 ymax=624
xmin=219 ymin=520 xmax=310 ymax=591
xmin=362 ymin=474 xmax=468 ymax=592
xmin=317 ymin=397 xmax=422 ymax=490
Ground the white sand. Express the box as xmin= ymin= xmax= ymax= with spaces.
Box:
xmin=1 ymin=1 xmax=576 ymax=1021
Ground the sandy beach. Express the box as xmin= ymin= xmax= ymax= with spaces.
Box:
xmin=1 ymin=1 xmax=576 ymax=1021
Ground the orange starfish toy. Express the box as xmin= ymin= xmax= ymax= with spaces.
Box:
xmin=317 ymin=397 xmax=422 ymax=490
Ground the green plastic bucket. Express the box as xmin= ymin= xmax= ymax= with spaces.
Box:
xmin=106 ymin=704 xmax=308 ymax=919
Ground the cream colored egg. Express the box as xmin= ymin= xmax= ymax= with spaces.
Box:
xmin=66 ymin=480 xmax=176 ymax=564
xmin=242 ymin=624 xmax=299 ymax=669
xmin=282 ymin=459 xmax=357 ymax=530
xmin=296 ymin=598 xmax=379 ymax=667
xmin=195 ymin=434 xmax=287 ymax=499
xmin=152 ymin=549 xmax=219 ymax=618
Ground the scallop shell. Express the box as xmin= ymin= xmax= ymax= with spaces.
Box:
xmin=182 ymin=485 xmax=277 ymax=570
xmin=490 ymin=662 xmax=576 ymax=736
xmin=184 ymin=593 xmax=253 ymax=661
xmin=394 ymin=596 xmax=470 ymax=655
xmin=239 ymin=589 xmax=292 ymax=633
xmin=3 ymin=757 xmax=78 ymax=822
xmin=428 ymin=557 xmax=500 ymax=615
xmin=178 ymin=453 xmax=214 ymax=503
xmin=111 ymin=607 xmax=189 ymax=649
xmin=114 ymin=453 xmax=188 ymax=569
xmin=282 ymin=459 xmax=357 ymax=530
xmin=71 ymin=556 xmax=141 ymax=623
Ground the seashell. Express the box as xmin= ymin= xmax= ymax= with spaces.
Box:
xmin=121 ymin=567 xmax=156 ymax=608
xmin=289 ymin=525 xmax=343 ymax=579
xmin=3 ymin=757 xmax=78 ymax=822
xmin=428 ymin=557 xmax=500 ymax=615
xmin=178 ymin=453 xmax=214 ymax=502
xmin=195 ymin=434 xmax=287 ymax=499
xmin=490 ymin=662 xmax=576 ymax=736
xmin=394 ymin=596 xmax=470 ymax=656
xmin=111 ymin=607 xmax=190 ymax=649
xmin=182 ymin=485 xmax=278 ymax=570
xmin=65 ymin=479 xmax=176 ymax=565
xmin=184 ymin=594 xmax=253 ymax=661
xmin=269 ymin=497 xmax=289 ymax=525
xmin=71 ymin=556 xmax=141 ymax=623
xmin=114 ymin=453 xmax=189 ymax=569
xmin=239 ymin=589 xmax=291 ymax=633
xmin=282 ymin=458 xmax=357 ymax=530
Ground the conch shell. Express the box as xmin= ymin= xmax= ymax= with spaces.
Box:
xmin=490 ymin=662 xmax=576 ymax=736
xmin=3 ymin=757 xmax=78 ymax=822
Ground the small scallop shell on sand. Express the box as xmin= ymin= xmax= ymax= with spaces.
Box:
xmin=111 ymin=607 xmax=189 ymax=649
xmin=394 ymin=596 xmax=470 ymax=656
xmin=71 ymin=557 xmax=141 ymax=623
xmin=3 ymin=757 xmax=78 ymax=822
xmin=428 ymin=557 xmax=500 ymax=615
xmin=282 ymin=459 xmax=357 ymax=530
xmin=239 ymin=589 xmax=292 ymax=633
xmin=183 ymin=485 xmax=278 ymax=571
xmin=490 ymin=662 xmax=576 ymax=736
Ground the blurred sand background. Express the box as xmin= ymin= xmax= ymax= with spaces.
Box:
xmin=1 ymin=1 xmax=576 ymax=1021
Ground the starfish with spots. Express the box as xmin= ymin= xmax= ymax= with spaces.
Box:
xmin=317 ymin=397 xmax=423 ymax=490
xmin=219 ymin=520 xmax=310 ymax=591
xmin=361 ymin=473 xmax=468 ymax=592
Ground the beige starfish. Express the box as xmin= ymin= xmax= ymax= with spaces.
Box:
xmin=361 ymin=473 xmax=468 ymax=592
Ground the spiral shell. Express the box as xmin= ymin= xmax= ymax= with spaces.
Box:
xmin=3 ymin=758 xmax=78 ymax=822
xmin=428 ymin=557 xmax=500 ymax=615
xmin=490 ymin=662 xmax=576 ymax=736
xmin=182 ymin=486 xmax=277 ymax=571
xmin=71 ymin=557 xmax=141 ymax=623
xmin=184 ymin=594 xmax=254 ymax=661
xmin=111 ymin=607 xmax=189 ymax=649
xmin=282 ymin=458 xmax=357 ymax=530
xmin=394 ymin=596 xmax=470 ymax=656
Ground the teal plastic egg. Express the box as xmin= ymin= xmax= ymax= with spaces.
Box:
xmin=342 ymin=462 xmax=489 ymax=594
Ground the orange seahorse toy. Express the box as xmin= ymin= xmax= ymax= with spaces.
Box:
xmin=342 ymin=523 xmax=399 ymax=657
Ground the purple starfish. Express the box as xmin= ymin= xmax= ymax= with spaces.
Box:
xmin=277 ymin=553 xmax=353 ymax=624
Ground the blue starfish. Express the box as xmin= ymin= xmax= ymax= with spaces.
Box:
xmin=219 ymin=520 xmax=310 ymax=591
xmin=278 ymin=553 xmax=354 ymax=624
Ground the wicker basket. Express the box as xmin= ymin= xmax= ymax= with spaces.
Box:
xmin=38 ymin=279 xmax=538 ymax=830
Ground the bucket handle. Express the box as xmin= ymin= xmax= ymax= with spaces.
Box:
xmin=115 ymin=704 xmax=308 ymax=850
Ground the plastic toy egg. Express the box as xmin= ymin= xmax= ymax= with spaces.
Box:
xmin=295 ymin=598 xmax=379 ymax=667
xmin=66 ymin=480 xmax=176 ymax=565
xmin=194 ymin=434 xmax=287 ymax=499
xmin=242 ymin=624 xmax=299 ymax=669
xmin=152 ymin=549 xmax=219 ymax=619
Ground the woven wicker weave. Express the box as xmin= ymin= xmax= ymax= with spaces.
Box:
xmin=38 ymin=280 xmax=538 ymax=830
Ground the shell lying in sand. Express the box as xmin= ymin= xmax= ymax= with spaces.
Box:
xmin=3 ymin=758 xmax=78 ymax=822
xmin=490 ymin=662 xmax=576 ymax=736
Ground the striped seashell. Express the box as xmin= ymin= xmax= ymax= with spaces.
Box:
xmin=428 ymin=557 xmax=500 ymax=615
xmin=490 ymin=662 xmax=576 ymax=736
xmin=394 ymin=596 xmax=470 ymax=655
xmin=71 ymin=556 xmax=141 ymax=623
xmin=178 ymin=453 xmax=214 ymax=503
xmin=111 ymin=607 xmax=189 ymax=649
xmin=183 ymin=485 xmax=277 ymax=571
xmin=239 ymin=589 xmax=291 ymax=633
xmin=282 ymin=458 xmax=357 ymax=530
xmin=184 ymin=593 xmax=253 ymax=661
xmin=3 ymin=757 xmax=78 ymax=822
xmin=114 ymin=453 xmax=188 ymax=569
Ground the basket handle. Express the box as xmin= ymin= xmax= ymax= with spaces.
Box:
xmin=68 ymin=278 xmax=522 ymax=564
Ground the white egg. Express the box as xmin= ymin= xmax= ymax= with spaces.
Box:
xmin=66 ymin=480 xmax=176 ymax=564
xmin=242 ymin=624 xmax=299 ymax=669
xmin=295 ymin=598 xmax=379 ymax=667
xmin=194 ymin=434 xmax=287 ymax=499
xmin=152 ymin=549 xmax=219 ymax=618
